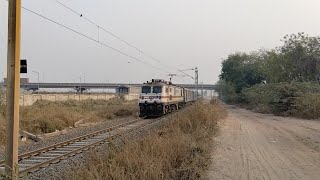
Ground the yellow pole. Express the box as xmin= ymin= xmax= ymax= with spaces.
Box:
xmin=5 ymin=0 xmax=21 ymax=179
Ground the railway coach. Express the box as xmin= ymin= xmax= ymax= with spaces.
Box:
xmin=139 ymin=79 xmax=197 ymax=117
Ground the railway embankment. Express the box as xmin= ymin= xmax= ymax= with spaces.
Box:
xmin=63 ymin=100 xmax=227 ymax=180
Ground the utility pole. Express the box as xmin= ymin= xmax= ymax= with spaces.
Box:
xmin=32 ymin=70 xmax=40 ymax=93
xmin=201 ymin=82 xmax=204 ymax=98
xmin=195 ymin=67 xmax=198 ymax=97
xmin=6 ymin=0 xmax=21 ymax=179
xmin=73 ymin=79 xmax=76 ymax=94
xmin=178 ymin=67 xmax=198 ymax=95
xmin=79 ymin=76 xmax=82 ymax=101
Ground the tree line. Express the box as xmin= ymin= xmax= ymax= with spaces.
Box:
xmin=216 ymin=33 xmax=320 ymax=119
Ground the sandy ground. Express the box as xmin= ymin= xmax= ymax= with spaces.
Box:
xmin=207 ymin=106 xmax=320 ymax=180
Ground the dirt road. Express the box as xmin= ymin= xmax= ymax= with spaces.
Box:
xmin=207 ymin=106 xmax=320 ymax=180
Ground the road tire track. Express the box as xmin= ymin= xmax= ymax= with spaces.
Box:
xmin=207 ymin=106 xmax=320 ymax=180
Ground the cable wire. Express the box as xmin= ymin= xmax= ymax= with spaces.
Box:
xmin=18 ymin=4 xmax=170 ymax=74
xmin=3 ymin=0 xmax=194 ymax=82
xmin=56 ymin=1 xmax=158 ymax=60
xmin=55 ymin=0 xmax=195 ymax=81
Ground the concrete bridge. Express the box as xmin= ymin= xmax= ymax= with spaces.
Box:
xmin=0 ymin=82 xmax=216 ymax=91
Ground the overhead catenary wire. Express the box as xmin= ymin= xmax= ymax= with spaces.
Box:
xmin=2 ymin=0 xmax=194 ymax=82
xmin=56 ymin=0 xmax=158 ymax=61
xmin=55 ymin=0 xmax=194 ymax=82
xmin=4 ymin=2 xmax=170 ymax=74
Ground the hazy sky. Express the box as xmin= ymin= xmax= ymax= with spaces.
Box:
xmin=1 ymin=0 xmax=320 ymax=84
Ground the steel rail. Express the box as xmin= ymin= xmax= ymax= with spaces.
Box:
xmin=19 ymin=117 xmax=159 ymax=177
xmin=18 ymin=118 xmax=158 ymax=177
xmin=0 ymin=119 xmax=139 ymax=167
xmin=0 ymin=105 xmax=184 ymax=177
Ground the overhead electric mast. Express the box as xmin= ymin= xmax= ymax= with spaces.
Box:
xmin=195 ymin=67 xmax=199 ymax=96
xmin=179 ymin=67 xmax=198 ymax=95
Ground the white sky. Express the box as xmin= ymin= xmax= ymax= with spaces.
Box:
xmin=1 ymin=0 xmax=320 ymax=84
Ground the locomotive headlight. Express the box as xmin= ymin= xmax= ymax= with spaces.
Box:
xmin=157 ymin=105 xmax=162 ymax=110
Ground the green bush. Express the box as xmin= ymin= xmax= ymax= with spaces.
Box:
xmin=215 ymin=80 xmax=239 ymax=103
xmin=242 ymin=82 xmax=320 ymax=118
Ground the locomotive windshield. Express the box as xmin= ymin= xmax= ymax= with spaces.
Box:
xmin=153 ymin=86 xmax=162 ymax=93
xmin=142 ymin=86 xmax=151 ymax=93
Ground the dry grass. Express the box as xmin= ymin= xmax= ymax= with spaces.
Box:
xmin=0 ymin=97 xmax=138 ymax=146
xmin=19 ymin=98 xmax=138 ymax=134
xmin=0 ymin=90 xmax=5 ymax=147
xmin=0 ymin=116 xmax=5 ymax=148
xmin=295 ymin=93 xmax=320 ymax=119
xmin=65 ymin=100 xmax=227 ymax=180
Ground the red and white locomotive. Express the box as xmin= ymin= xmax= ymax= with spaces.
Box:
xmin=139 ymin=79 xmax=197 ymax=117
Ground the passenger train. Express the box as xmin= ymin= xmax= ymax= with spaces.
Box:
xmin=139 ymin=79 xmax=197 ymax=117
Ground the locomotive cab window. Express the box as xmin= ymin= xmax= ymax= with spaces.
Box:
xmin=142 ymin=86 xmax=151 ymax=93
xmin=153 ymin=86 xmax=162 ymax=93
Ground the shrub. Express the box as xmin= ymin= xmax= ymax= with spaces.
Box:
xmin=295 ymin=93 xmax=320 ymax=119
xmin=37 ymin=119 xmax=60 ymax=133
xmin=242 ymin=82 xmax=320 ymax=118
xmin=215 ymin=80 xmax=238 ymax=103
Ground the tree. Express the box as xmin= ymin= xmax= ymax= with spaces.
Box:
xmin=220 ymin=52 xmax=265 ymax=93
xmin=260 ymin=50 xmax=294 ymax=83
xmin=280 ymin=32 xmax=320 ymax=82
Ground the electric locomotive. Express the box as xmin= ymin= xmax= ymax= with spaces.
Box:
xmin=139 ymin=79 xmax=197 ymax=117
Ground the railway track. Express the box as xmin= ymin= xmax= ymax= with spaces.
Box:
xmin=0 ymin=117 xmax=159 ymax=177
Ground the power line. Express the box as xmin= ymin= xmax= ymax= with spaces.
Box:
xmin=55 ymin=1 xmax=194 ymax=81
xmin=12 ymin=3 xmax=169 ymax=74
xmin=2 ymin=0 xmax=194 ymax=82
xmin=56 ymin=0 xmax=96 ymax=26
xmin=56 ymin=0 xmax=160 ymax=62
xmin=178 ymin=70 xmax=194 ymax=79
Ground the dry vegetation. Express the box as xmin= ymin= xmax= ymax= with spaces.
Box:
xmin=0 ymin=89 xmax=6 ymax=147
xmin=0 ymin=97 xmax=138 ymax=147
xmin=19 ymin=98 xmax=138 ymax=134
xmin=0 ymin=115 xmax=5 ymax=148
xmin=65 ymin=100 xmax=227 ymax=180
